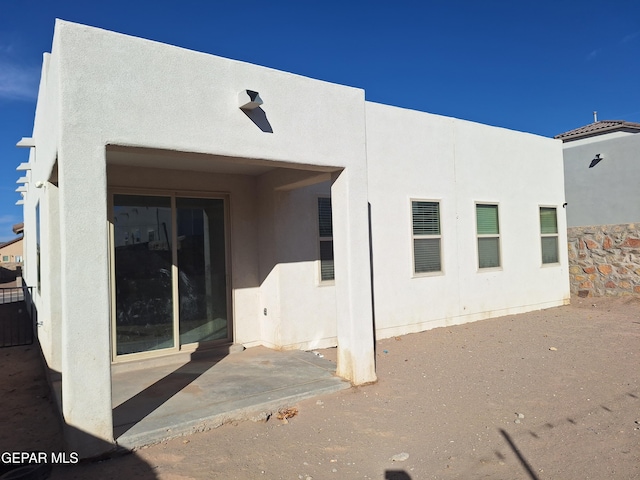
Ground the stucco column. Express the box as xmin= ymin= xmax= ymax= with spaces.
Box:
xmin=331 ymin=168 xmax=377 ymax=385
xmin=58 ymin=139 xmax=113 ymax=457
xmin=39 ymin=182 xmax=62 ymax=372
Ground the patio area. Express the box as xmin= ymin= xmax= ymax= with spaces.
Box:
xmin=111 ymin=346 xmax=350 ymax=449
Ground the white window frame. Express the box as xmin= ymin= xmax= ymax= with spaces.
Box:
xmin=475 ymin=202 xmax=502 ymax=271
xmin=411 ymin=199 xmax=443 ymax=276
xmin=540 ymin=206 xmax=560 ymax=265
xmin=317 ymin=196 xmax=334 ymax=284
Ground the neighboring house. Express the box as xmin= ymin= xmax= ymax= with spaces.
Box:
xmin=0 ymin=224 xmax=24 ymax=264
xmin=18 ymin=20 xmax=569 ymax=457
xmin=555 ymin=120 xmax=640 ymax=297
xmin=0 ymin=237 xmax=23 ymax=264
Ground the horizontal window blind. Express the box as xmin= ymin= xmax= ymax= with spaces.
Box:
xmin=478 ymin=237 xmax=500 ymax=268
xmin=318 ymin=197 xmax=333 ymax=238
xmin=318 ymin=197 xmax=334 ymax=281
xmin=319 ymin=240 xmax=334 ymax=281
xmin=541 ymin=236 xmax=559 ymax=264
xmin=540 ymin=207 xmax=558 ymax=234
xmin=412 ymin=201 xmax=441 ymax=274
xmin=540 ymin=207 xmax=559 ymax=264
xmin=476 ymin=204 xmax=500 ymax=268
xmin=414 ymin=238 xmax=441 ymax=273
xmin=412 ymin=201 xmax=440 ymax=235
xmin=476 ymin=204 xmax=499 ymax=234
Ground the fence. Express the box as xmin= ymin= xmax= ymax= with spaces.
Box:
xmin=0 ymin=286 xmax=34 ymax=347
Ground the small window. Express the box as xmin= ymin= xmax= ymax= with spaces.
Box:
xmin=412 ymin=201 xmax=441 ymax=274
xmin=317 ymin=197 xmax=334 ymax=281
xmin=476 ymin=204 xmax=500 ymax=269
xmin=2 ymin=256 xmax=8 ymax=262
xmin=540 ymin=207 xmax=559 ymax=264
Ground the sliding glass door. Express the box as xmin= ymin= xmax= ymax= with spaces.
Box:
xmin=112 ymin=193 xmax=229 ymax=358
xmin=177 ymin=198 xmax=228 ymax=345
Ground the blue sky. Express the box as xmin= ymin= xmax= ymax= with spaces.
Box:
xmin=1 ymin=0 xmax=639 ymax=241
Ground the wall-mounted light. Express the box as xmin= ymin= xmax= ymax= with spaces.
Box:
xmin=589 ymin=154 xmax=603 ymax=168
xmin=238 ymin=90 xmax=263 ymax=110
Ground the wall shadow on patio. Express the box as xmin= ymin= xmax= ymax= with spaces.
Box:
xmin=112 ymin=349 xmax=226 ymax=439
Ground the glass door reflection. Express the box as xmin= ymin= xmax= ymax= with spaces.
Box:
xmin=113 ymin=195 xmax=174 ymax=355
xmin=177 ymin=198 xmax=228 ymax=345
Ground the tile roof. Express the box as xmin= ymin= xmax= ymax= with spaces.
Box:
xmin=554 ymin=120 xmax=640 ymax=141
xmin=0 ymin=236 xmax=23 ymax=249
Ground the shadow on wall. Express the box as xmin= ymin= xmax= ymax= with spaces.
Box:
xmin=242 ymin=107 xmax=273 ymax=133
xmin=255 ymin=183 xmax=332 ymax=286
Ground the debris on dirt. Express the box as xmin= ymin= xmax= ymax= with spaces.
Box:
xmin=250 ymin=411 xmax=271 ymax=422
xmin=316 ymin=400 xmax=324 ymax=406
xmin=310 ymin=351 xmax=324 ymax=358
xmin=391 ymin=452 xmax=410 ymax=462
xmin=277 ymin=407 xmax=298 ymax=421
xmin=549 ymin=347 xmax=558 ymax=351
xmin=517 ymin=413 xmax=525 ymax=419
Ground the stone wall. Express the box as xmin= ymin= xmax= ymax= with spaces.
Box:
xmin=567 ymin=223 xmax=640 ymax=297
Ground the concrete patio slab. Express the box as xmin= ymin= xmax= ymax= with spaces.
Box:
xmin=112 ymin=346 xmax=350 ymax=449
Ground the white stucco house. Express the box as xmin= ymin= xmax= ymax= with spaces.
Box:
xmin=18 ymin=20 xmax=569 ymax=456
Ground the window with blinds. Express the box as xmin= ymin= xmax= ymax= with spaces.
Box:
xmin=317 ymin=197 xmax=334 ymax=281
xmin=540 ymin=207 xmax=559 ymax=264
xmin=412 ymin=201 xmax=442 ymax=274
xmin=476 ymin=204 xmax=500 ymax=269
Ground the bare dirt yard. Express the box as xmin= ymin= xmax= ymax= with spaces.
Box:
xmin=2 ymin=295 xmax=639 ymax=479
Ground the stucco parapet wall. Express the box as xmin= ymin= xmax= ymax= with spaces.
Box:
xmin=52 ymin=19 xmax=366 ymax=171
xmin=567 ymin=223 xmax=640 ymax=297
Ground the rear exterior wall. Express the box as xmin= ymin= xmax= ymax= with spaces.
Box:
xmin=365 ymin=102 xmax=570 ymax=338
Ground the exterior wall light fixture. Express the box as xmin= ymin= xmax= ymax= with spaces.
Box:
xmin=238 ymin=90 xmax=263 ymax=110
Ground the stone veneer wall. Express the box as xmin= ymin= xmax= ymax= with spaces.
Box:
xmin=567 ymin=223 xmax=640 ymax=297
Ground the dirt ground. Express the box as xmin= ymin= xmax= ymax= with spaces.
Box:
xmin=2 ymin=295 xmax=639 ymax=479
